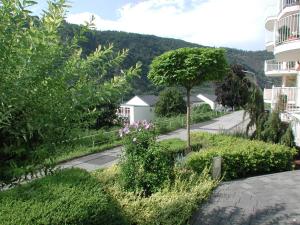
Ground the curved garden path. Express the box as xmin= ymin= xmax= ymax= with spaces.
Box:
xmin=60 ymin=110 xmax=248 ymax=171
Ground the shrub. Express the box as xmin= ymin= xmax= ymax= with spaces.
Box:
xmin=155 ymin=87 xmax=186 ymax=117
xmin=119 ymin=121 xmax=174 ymax=196
xmin=186 ymin=133 xmax=297 ymax=180
xmin=255 ymin=111 xmax=295 ymax=147
xmin=192 ymin=104 xmax=212 ymax=114
xmin=0 ymin=169 xmax=127 ymax=225
xmin=280 ymin=125 xmax=295 ymax=147
xmin=95 ymin=166 xmax=217 ymax=225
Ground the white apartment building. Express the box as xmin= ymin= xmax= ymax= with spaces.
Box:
xmin=264 ymin=0 xmax=300 ymax=145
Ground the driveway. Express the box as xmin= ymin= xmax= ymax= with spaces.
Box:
xmin=61 ymin=111 xmax=248 ymax=172
xmin=190 ymin=170 xmax=300 ymax=225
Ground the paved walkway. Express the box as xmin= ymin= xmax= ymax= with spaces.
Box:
xmin=190 ymin=170 xmax=300 ymax=225
xmin=61 ymin=111 xmax=247 ymax=172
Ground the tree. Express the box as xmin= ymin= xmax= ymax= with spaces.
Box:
xmin=155 ymin=87 xmax=186 ymax=117
xmin=148 ymin=48 xmax=228 ymax=149
xmin=215 ymin=64 xmax=252 ymax=110
xmin=243 ymin=83 xmax=265 ymax=134
xmin=0 ymin=0 xmax=140 ymax=186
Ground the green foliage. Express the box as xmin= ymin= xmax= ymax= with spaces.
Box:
xmin=149 ymin=47 xmax=228 ymax=149
xmin=155 ymin=87 xmax=186 ymax=117
xmin=148 ymin=48 xmax=228 ymax=90
xmin=95 ymin=166 xmax=217 ymax=225
xmin=0 ymin=169 xmax=127 ymax=225
xmin=61 ymin=23 xmax=275 ymax=94
xmin=0 ymin=0 xmax=140 ymax=185
xmin=243 ymin=82 xmax=265 ymax=134
xmin=255 ymin=111 xmax=295 ymax=147
xmin=281 ymin=125 xmax=295 ymax=148
xmin=192 ymin=104 xmax=213 ymax=114
xmin=119 ymin=124 xmax=174 ymax=196
xmin=216 ymin=64 xmax=252 ymax=109
xmin=158 ymin=138 xmax=202 ymax=157
xmin=154 ymin=110 xmax=224 ymax=134
xmin=186 ymin=132 xmax=297 ymax=180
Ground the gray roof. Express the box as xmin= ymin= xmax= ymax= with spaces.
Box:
xmin=184 ymin=96 xmax=203 ymax=103
xmin=138 ymin=95 xmax=158 ymax=106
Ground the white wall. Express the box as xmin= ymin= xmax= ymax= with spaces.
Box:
xmin=197 ymin=94 xmax=216 ymax=110
xmin=132 ymin=106 xmax=155 ymax=123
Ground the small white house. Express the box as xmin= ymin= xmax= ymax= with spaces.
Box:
xmin=118 ymin=95 xmax=158 ymax=124
xmin=197 ymin=94 xmax=218 ymax=110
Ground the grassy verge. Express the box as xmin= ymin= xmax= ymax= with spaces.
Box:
xmin=55 ymin=141 xmax=122 ymax=164
xmin=154 ymin=110 xmax=225 ymax=134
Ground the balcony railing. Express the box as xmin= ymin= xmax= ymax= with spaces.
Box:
xmin=282 ymin=0 xmax=300 ymax=10
xmin=276 ymin=12 xmax=300 ymax=45
xmin=265 ymin=60 xmax=297 ymax=74
xmin=264 ymin=87 xmax=300 ymax=112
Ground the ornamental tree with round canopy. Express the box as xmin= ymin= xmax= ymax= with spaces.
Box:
xmin=148 ymin=48 xmax=228 ymax=150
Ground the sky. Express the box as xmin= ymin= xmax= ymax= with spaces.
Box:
xmin=32 ymin=0 xmax=278 ymax=51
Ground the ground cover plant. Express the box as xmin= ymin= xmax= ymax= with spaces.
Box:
xmin=186 ymin=132 xmax=297 ymax=180
xmin=0 ymin=169 xmax=127 ymax=225
xmin=94 ymin=165 xmax=217 ymax=225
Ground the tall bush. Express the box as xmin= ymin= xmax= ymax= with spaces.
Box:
xmin=0 ymin=0 xmax=140 ymax=186
xmin=119 ymin=121 xmax=174 ymax=196
xmin=155 ymin=87 xmax=186 ymax=117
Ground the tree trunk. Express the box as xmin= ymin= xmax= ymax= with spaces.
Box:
xmin=186 ymin=88 xmax=191 ymax=152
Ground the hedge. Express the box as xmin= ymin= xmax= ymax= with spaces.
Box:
xmin=186 ymin=133 xmax=297 ymax=180
xmin=0 ymin=169 xmax=127 ymax=225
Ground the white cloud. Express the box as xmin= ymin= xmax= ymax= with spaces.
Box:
xmin=66 ymin=0 xmax=277 ymax=50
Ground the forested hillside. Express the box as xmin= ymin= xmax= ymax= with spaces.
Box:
xmin=61 ymin=23 xmax=274 ymax=96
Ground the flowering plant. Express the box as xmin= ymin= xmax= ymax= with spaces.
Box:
xmin=119 ymin=120 xmax=154 ymax=138
xmin=119 ymin=120 xmax=173 ymax=196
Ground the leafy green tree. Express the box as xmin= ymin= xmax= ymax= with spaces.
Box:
xmin=148 ymin=48 xmax=228 ymax=149
xmin=0 ymin=0 xmax=140 ymax=186
xmin=280 ymin=125 xmax=295 ymax=147
xmin=243 ymin=83 xmax=265 ymax=134
xmin=155 ymin=87 xmax=186 ymax=117
xmin=215 ymin=64 xmax=252 ymax=110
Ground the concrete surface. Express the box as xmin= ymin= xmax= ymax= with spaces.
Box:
xmin=190 ymin=170 xmax=300 ymax=225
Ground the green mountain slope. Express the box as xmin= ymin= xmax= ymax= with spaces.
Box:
xmin=61 ymin=23 xmax=274 ymax=96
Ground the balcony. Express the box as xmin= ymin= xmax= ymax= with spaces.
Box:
xmin=265 ymin=16 xmax=276 ymax=31
xmin=274 ymin=12 xmax=300 ymax=61
xmin=281 ymin=0 xmax=300 ymax=10
xmin=265 ymin=60 xmax=298 ymax=76
xmin=264 ymin=87 xmax=300 ymax=112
